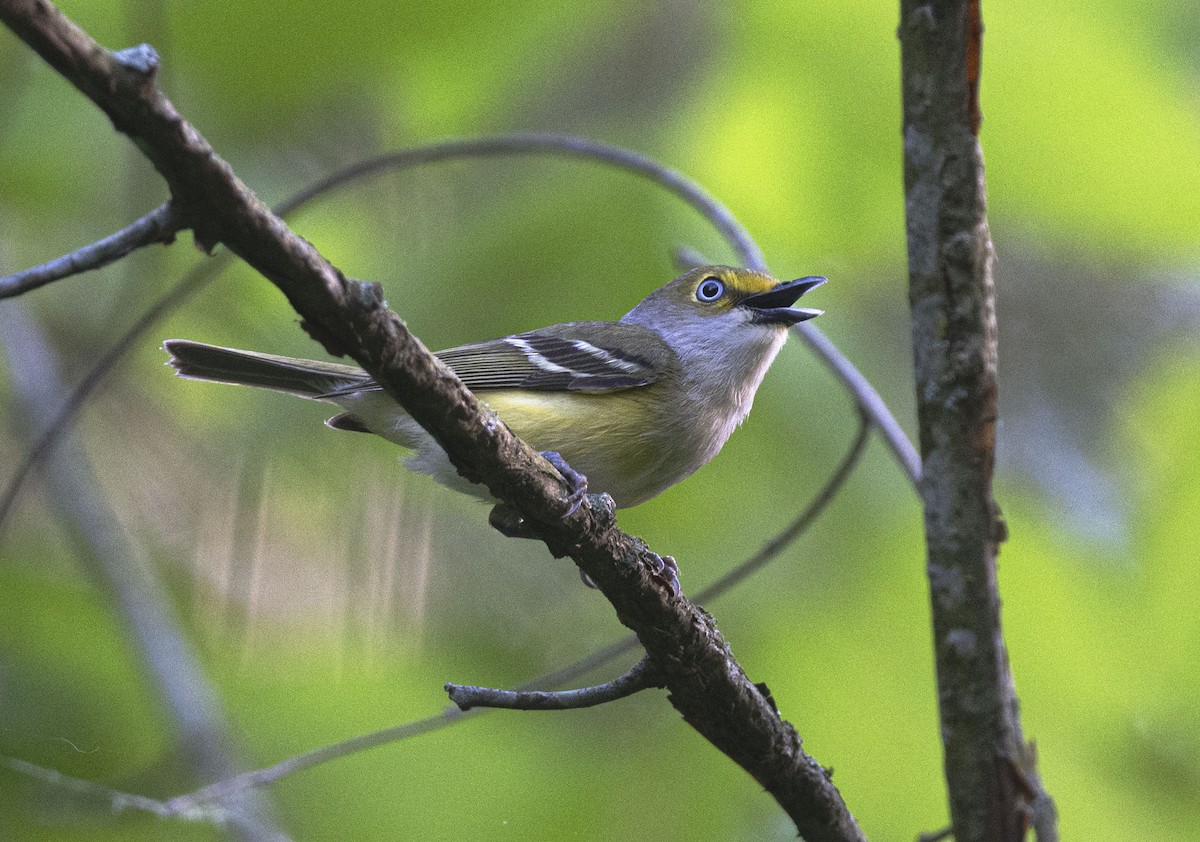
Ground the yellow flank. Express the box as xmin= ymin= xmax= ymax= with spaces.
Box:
xmin=480 ymin=387 xmax=689 ymax=508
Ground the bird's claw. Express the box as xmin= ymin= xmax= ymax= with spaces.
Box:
xmin=541 ymin=451 xmax=588 ymax=517
xmin=648 ymin=553 xmax=681 ymax=595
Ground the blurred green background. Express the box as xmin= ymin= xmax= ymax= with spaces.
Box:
xmin=2 ymin=1 xmax=1198 ymax=839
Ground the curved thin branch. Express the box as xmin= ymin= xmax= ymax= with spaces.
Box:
xmin=273 ymin=133 xmax=765 ymax=269
xmin=446 ymin=656 xmax=662 ymax=711
xmin=0 ymin=200 xmax=182 ymax=299
xmin=0 ymin=132 xmax=916 ymax=535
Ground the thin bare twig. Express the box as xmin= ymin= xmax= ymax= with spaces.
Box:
xmin=447 ymin=656 xmax=662 ymax=711
xmin=4 ymin=706 xmax=472 ymax=822
xmin=162 ymin=707 xmax=472 ymax=816
xmin=4 ymin=757 xmax=183 ymax=819
xmin=0 ymin=200 xmax=182 ymax=298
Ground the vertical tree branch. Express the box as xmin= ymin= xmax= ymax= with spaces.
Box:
xmin=898 ymin=2 xmax=1054 ymax=841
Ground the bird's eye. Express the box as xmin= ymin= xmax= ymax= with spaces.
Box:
xmin=696 ymin=278 xmax=725 ymax=302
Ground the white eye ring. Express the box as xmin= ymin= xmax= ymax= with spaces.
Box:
xmin=696 ymin=278 xmax=724 ymax=302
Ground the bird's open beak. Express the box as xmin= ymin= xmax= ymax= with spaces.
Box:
xmin=743 ymin=276 xmax=826 ymax=326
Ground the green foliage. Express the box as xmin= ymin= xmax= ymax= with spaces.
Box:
xmin=2 ymin=1 xmax=1198 ymax=839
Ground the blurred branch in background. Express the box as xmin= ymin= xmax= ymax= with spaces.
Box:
xmin=899 ymin=2 xmax=1056 ymax=840
xmin=0 ymin=302 xmax=286 ymax=842
xmin=0 ymin=256 xmax=224 ymax=533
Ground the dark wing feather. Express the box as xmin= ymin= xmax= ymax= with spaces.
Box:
xmin=437 ymin=321 xmax=677 ymax=393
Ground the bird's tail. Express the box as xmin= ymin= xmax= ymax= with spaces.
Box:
xmin=163 ymin=339 xmax=371 ymax=398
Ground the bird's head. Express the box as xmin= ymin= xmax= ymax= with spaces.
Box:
xmin=620 ymin=265 xmax=826 ymax=398
xmin=623 ymin=265 xmax=825 ymax=332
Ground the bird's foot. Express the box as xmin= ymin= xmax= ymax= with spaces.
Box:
xmin=486 ymin=451 xmax=587 ymax=539
xmin=648 ymin=553 xmax=681 ymax=595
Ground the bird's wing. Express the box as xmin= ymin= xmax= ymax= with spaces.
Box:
xmin=437 ymin=321 xmax=677 ymax=393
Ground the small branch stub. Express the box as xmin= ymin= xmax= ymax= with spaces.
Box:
xmin=0 ymin=202 xmax=182 ymax=299
xmin=446 ymin=657 xmax=663 ymax=711
xmin=112 ymin=43 xmax=158 ymax=78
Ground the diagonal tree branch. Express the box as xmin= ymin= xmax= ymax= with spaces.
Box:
xmin=0 ymin=2 xmax=864 ymax=838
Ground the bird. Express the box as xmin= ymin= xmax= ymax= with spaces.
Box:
xmin=164 ymin=265 xmax=824 ymax=509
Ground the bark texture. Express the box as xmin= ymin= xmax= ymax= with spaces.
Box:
xmin=899 ymin=2 xmax=1053 ymax=840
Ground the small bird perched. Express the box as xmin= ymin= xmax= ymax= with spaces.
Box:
xmin=165 ymin=265 xmax=824 ymax=509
